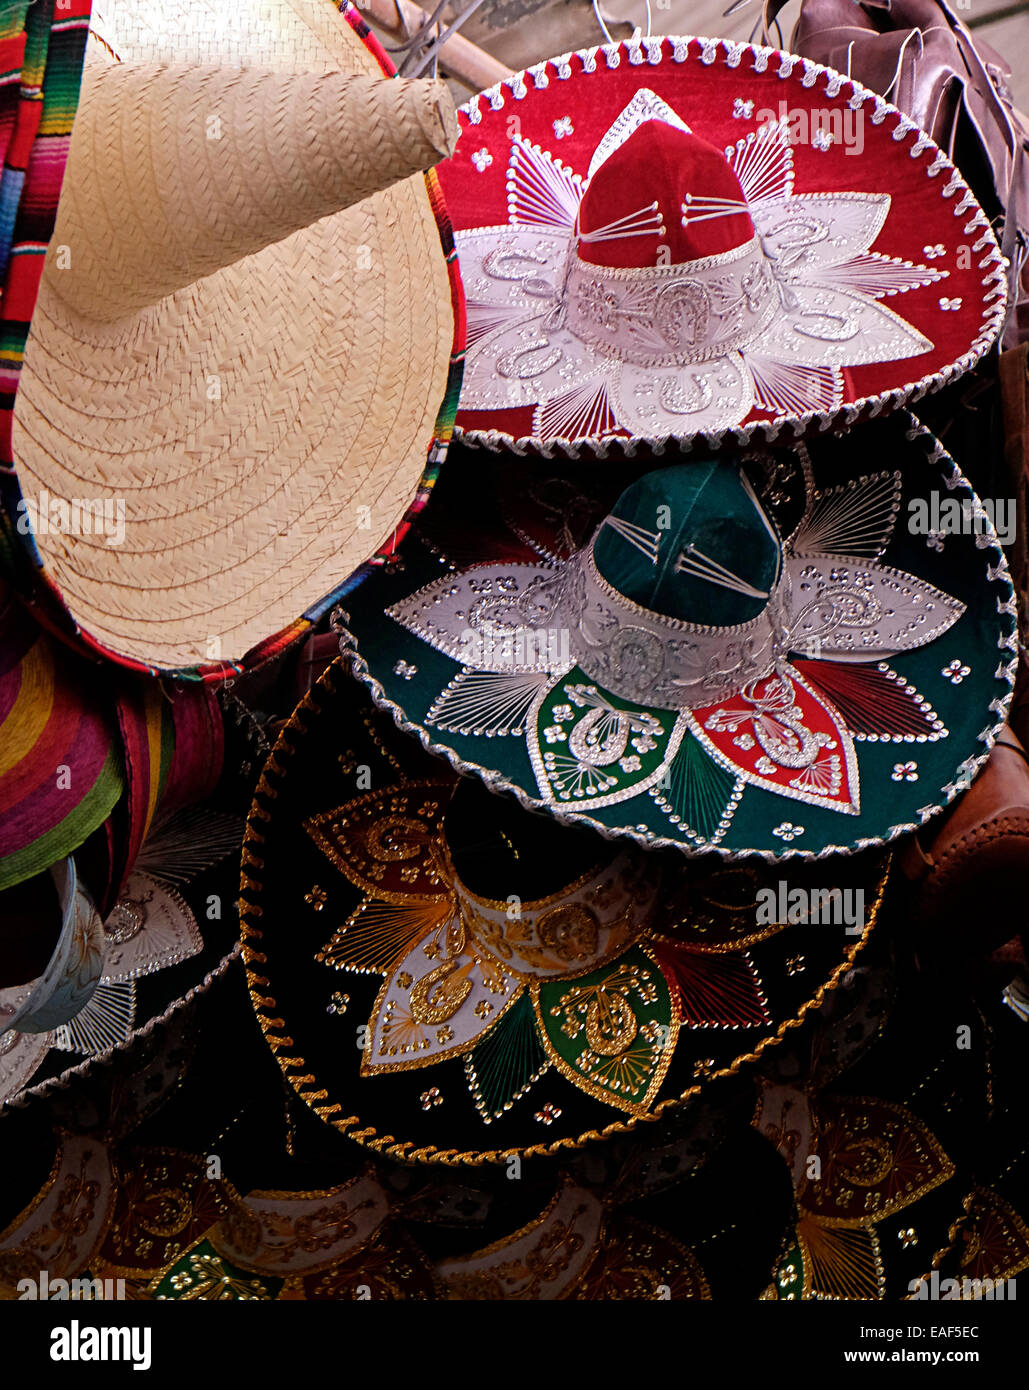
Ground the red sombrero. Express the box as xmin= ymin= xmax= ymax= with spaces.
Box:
xmin=438 ymin=34 xmax=1006 ymax=456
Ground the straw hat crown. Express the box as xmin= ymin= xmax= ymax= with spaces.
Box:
xmin=51 ymin=63 xmax=457 ymax=322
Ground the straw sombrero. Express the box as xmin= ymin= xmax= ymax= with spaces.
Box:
xmin=240 ymin=660 xmax=888 ymax=1163
xmin=2 ymin=0 xmax=463 ymax=676
xmin=436 ymin=35 xmax=1006 ymax=455
xmin=337 ymin=413 xmax=1017 ymax=859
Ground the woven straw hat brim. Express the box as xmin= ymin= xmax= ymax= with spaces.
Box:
xmin=12 ymin=0 xmax=460 ymax=673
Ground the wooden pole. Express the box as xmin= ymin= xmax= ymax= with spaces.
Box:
xmin=358 ymin=0 xmax=513 ymax=90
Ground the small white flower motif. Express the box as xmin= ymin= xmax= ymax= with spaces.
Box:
xmin=732 ymin=98 xmax=755 ymax=119
xmin=631 ymin=733 xmax=658 ymax=754
xmin=543 ymin=724 xmax=567 ymax=744
xmin=811 ymin=129 xmax=834 ymax=151
xmin=619 ymin=754 xmax=642 ymax=774
xmin=551 ymin=703 xmax=574 ymax=723
xmin=535 ymin=1104 xmax=562 ymax=1125
xmin=923 ymin=244 xmax=945 ymax=259
xmin=471 ymin=147 xmax=493 ymax=172
xmin=552 ymin=116 xmax=574 ymax=139
xmin=926 ymin=531 xmax=945 ymax=553
xmin=393 ymin=659 xmax=418 ymax=680
xmin=892 ymin=761 xmax=918 ymax=782
xmin=773 ymin=822 xmax=805 ymax=842
xmin=755 ymin=755 xmax=777 ymax=775
xmin=733 ymin=733 xmax=756 ymax=751
xmin=939 ymin=297 xmax=962 ymax=311
xmin=942 ymin=659 xmax=970 ymax=684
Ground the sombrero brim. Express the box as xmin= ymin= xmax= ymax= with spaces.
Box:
xmin=5 ymin=1 xmax=465 ymax=679
xmin=240 ymin=659 xmax=888 ymax=1164
xmin=337 ymin=413 xmax=1017 ymax=860
xmin=438 ymin=34 xmax=1005 ymax=456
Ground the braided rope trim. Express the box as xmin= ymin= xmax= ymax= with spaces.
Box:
xmin=339 ymin=413 xmax=1017 ymax=864
xmin=238 ymin=660 xmax=886 ymax=1166
xmin=453 ymin=34 xmax=1007 ymax=460
xmin=2 ymin=944 xmax=240 ymax=1113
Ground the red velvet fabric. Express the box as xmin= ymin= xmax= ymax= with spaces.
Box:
xmin=579 ymin=123 xmax=754 ymax=268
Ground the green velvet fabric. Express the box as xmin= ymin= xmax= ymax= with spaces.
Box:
xmin=592 ymin=459 xmax=781 ymax=626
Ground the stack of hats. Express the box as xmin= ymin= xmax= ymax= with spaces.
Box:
xmin=1 ymin=0 xmax=1026 ymax=1303
xmin=0 ymin=0 xmax=462 ymax=1106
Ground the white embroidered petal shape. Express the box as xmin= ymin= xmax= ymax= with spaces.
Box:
xmin=386 ymin=564 xmax=561 ymax=672
xmin=754 ymin=192 xmax=891 ymax=272
xmin=755 ymin=284 xmax=933 ymax=368
xmin=612 ymin=354 xmax=754 ymax=436
xmin=362 ymin=935 xmax=522 ymax=1075
xmin=785 ymin=555 xmax=966 ymax=659
xmin=100 ymin=872 xmax=203 ymax=984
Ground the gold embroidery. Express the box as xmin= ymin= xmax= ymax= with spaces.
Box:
xmin=409 ymin=960 xmax=476 ymax=1026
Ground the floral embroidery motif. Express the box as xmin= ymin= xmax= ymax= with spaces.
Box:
xmin=733 ymin=98 xmax=755 ymax=119
xmin=471 ymin=147 xmax=493 ymax=172
xmin=942 ymin=660 xmax=970 ymax=684
xmin=553 ymin=116 xmax=574 ymax=139
xmin=939 ymin=297 xmax=962 ymax=311
xmin=773 ymin=822 xmax=805 ymax=842
xmin=891 ymin=762 xmax=918 ymax=782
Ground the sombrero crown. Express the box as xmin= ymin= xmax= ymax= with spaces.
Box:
xmin=7 ymin=0 xmax=461 ymax=674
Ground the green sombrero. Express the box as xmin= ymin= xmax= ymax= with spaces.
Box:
xmin=338 ymin=413 xmax=1017 ymax=859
